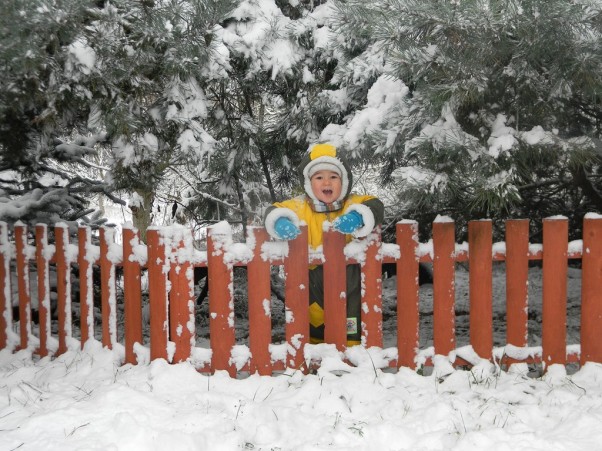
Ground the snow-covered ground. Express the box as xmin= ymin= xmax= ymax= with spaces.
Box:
xmin=2 ymin=344 xmax=602 ymax=451
xmin=1 ymin=263 xmax=598 ymax=451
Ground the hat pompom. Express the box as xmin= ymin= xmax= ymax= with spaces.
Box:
xmin=309 ymin=143 xmax=337 ymax=159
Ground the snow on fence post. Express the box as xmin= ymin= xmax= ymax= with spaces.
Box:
xmin=542 ymin=217 xmax=568 ymax=368
xmin=283 ymin=225 xmax=309 ymax=371
xmin=54 ymin=224 xmax=72 ymax=356
xmin=581 ymin=214 xmax=602 ymax=365
xmin=396 ymin=221 xmax=420 ymax=369
xmin=247 ymin=227 xmax=272 ymax=375
xmin=78 ymin=226 xmax=94 ymax=347
xmin=14 ymin=224 xmax=32 ymax=350
xmin=361 ymin=231 xmax=383 ymax=348
xmin=99 ymin=227 xmax=118 ymax=349
xmin=468 ymin=220 xmax=493 ymax=359
xmin=505 ymin=219 xmax=530 ymax=365
xmin=323 ymin=227 xmax=347 ymax=350
xmin=432 ymin=218 xmax=456 ymax=356
xmin=35 ymin=225 xmax=51 ymax=357
xmin=147 ymin=228 xmax=169 ymax=361
xmin=168 ymin=228 xmax=195 ymax=364
xmin=122 ymin=226 xmax=143 ymax=365
xmin=0 ymin=222 xmax=12 ymax=350
xmin=207 ymin=223 xmax=236 ymax=376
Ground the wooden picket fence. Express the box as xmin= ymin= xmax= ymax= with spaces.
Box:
xmin=1 ymin=216 xmax=602 ymax=376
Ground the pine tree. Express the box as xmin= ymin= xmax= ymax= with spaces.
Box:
xmin=71 ymin=0 xmax=238 ymax=239
xmin=328 ymin=0 xmax=602 ymax=239
xmin=175 ymin=0 xmax=341 ymax=233
xmin=0 ymin=0 xmax=119 ymax=228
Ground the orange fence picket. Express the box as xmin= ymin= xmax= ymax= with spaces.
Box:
xmin=1 ymin=216 xmax=601 ymax=376
xmin=469 ymin=220 xmax=493 ymax=359
xmin=283 ymin=225 xmax=310 ymax=370
xmin=581 ymin=215 xmax=602 ymax=364
xmin=505 ymin=219 xmax=529 ymax=363
xmin=0 ymin=223 xmax=11 ymax=349
xmin=432 ymin=220 xmax=456 ymax=356
xmin=147 ymin=228 xmax=169 ymax=361
xmin=396 ymin=221 xmax=420 ymax=368
xmin=122 ymin=226 xmax=143 ymax=365
xmin=207 ymin=225 xmax=236 ymax=376
xmin=169 ymin=231 xmax=195 ymax=364
xmin=55 ymin=224 xmax=71 ymax=356
xmin=15 ymin=224 xmax=32 ymax=350
xmin=99 ymin=227 xmax=116 ymax=349
xmin=361 ymin=232 xmax=383 ymax=348
xmin=542 ymin=218 xmax=568 ymax=367
xmin=78 ymin=226 xmax=93 ymax=347
xmin=36 ymin=225 xmax=51 ymax=357
xmin=247 ymin=227 xmax=272 ymax=375
xmin=323 ymin=228 xmax=347 ymax=350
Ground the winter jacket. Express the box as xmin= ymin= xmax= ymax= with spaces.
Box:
xmin=264 ymin=194 xmax=384 ymax=250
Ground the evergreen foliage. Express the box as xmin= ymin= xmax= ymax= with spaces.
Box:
xmin=177 ymin=0 xmax=340 ymax=233
xmin=76 ymin=0 xmax=239 ymax=238
xmin=1 ymin=0 xmax=601 ymax=241
xmin=327 ymin=0 xmax=602 ymax=239
xmin=0 ymin=0 xmax=118 ymax=227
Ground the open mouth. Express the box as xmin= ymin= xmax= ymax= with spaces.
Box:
xmin=322 ymin=189 xmax=333 ymax=196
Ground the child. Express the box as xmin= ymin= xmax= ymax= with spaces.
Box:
xmin=263 ymin=143 xmax=384 ymax=345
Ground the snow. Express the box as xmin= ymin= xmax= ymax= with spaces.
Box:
xmin=487 ymin=114 xmax=517 ymax=158
xmin=391 ymin=166 xmax=447 ymax=193
xmin=224 ymin=0 xmax=305 ymax=80
xmin=3 ymin=342 xmax=602 ymax=450
xmin=321 ymin=76 xmax=411 ymax=152
xmin=520 ymin=125 xmax=555 ymax=146
xmin=67 ymin=39 xmax=97 ymax=75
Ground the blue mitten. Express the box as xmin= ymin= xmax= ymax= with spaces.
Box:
xmin=274 ymin=217 xmax=301 ymax=240
xmin=332 ymin=211 xmax=364 ymax=234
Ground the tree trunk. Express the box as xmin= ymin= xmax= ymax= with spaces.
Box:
xmin=256 ymin=103 xmax=276 ymax=203
xmin=130 ymin=189 xmax=154 ymax=243
xmin=234 ymin=175 xmax=248 ymax=237
xmin=258 ymin=146 xmax=276 ymax=203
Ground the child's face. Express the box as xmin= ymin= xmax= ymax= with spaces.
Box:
xmin=310 ymin=170 xmax=342 ymax=204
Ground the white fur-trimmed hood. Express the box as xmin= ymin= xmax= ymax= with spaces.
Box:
xmin=299 ymin=143 xmax=352 ymax=205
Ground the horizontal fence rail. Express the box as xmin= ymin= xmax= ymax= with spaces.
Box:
xmin=1 ymin=215 xmax=602 ymax=376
